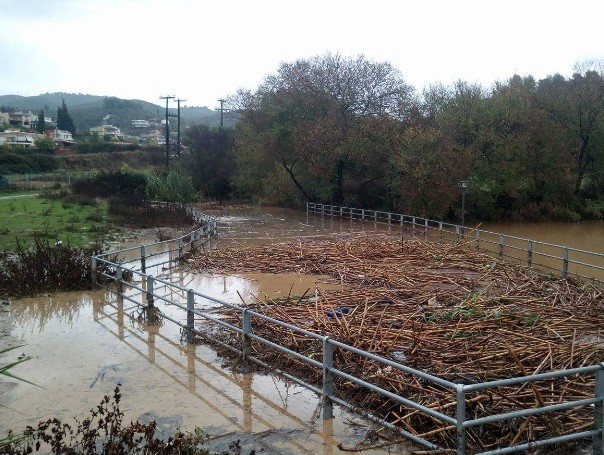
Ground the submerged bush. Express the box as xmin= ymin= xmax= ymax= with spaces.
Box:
xmin=0 ymin=238 xmax=105 ymax=298
xmin=108 ymin=198 xmax=199 ymax=229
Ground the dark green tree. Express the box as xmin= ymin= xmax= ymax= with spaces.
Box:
xmin=36 ymin=109 xmax=46 ymax=134
xmin=56 ymin=99 xmax=76 ymax=136
xmin=183 ymin=125 xmax=235 ymax=200
xmin=536 ymin=65 xmax=604 ymax=197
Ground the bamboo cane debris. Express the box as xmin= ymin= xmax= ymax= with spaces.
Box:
xmin=188 ymin=232 xmax=604 ymax=451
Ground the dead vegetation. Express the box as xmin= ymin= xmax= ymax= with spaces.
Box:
xmin=188 ymin=232 xmax=604 ymax=452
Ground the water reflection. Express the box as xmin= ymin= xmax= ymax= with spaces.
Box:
xmin=10 ymin=292 xmax=90 ymax=332
xmin=4 ymin=280 xmax=410 ymax=454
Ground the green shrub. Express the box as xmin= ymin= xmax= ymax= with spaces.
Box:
xmin=0 ymin=238 xmax=104 ymax=297
xmin=71 ymin=168 xmax=147 ymax=199
xmin=146 ymin=164 xmax=196 ymax=203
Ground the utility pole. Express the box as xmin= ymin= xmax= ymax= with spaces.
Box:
xmin=160 ymin=95 xmax=175 ymax=168
xmin=175 ymin=98 xmax=186 ymax=156
xmin=215 ymin=98 xmax=229 ymax=127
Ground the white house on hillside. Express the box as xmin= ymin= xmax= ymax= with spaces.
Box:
xmin=0 ymin=130 xmax=40 ymax=148
xmin=9 ymin=111 xmax=37 ymax=128
xmin=50 ymin=128 xmax=73 ymax=141
xmin=90 ymin=124 xmax=121 ymax=138
xmin=132 ymin=119 xmax=150 ymax=128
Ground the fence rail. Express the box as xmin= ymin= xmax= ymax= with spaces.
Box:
xmin=307 ymin=203 xmax=604 ymax=284
xmin=92 ymin=204 xmax=604 ymax=454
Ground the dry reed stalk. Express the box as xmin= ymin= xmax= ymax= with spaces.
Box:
xmin=188 ymin=232 xmax=604 ymax=451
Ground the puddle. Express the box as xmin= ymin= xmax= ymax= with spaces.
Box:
xmin=0 ymin=207 xmax=416 ymax=454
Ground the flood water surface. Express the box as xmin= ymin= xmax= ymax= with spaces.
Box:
xmin=1 ymin=207 xmax=414 ymax=454
xmin=3 ymin=205 xmax=604 ymax=454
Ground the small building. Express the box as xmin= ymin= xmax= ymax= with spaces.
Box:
xmin=132 ymin=119 xmax=150 ymax=128
xmin=9 ymin=111 xmax=37 ymax=128
xmin=49 ymin=128 xmax=74 ymax=141
xmin=0 ymin=130 xmax=40 ymax=148
xmin=44 ymin=128 xmax=75 ymax=152
xmin=89 ymin=124 xmax=122 ymax=139
xmin=0 ymin=112 xmax=9 ymax=126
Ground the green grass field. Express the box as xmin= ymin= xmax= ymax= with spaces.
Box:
xmin=0 ymin=194 xmax=110 ymax=250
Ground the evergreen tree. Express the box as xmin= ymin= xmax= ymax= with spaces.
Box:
xmin=36 ymin=109 xmax=46 ymax=134
xmin=56 ymin=99 xmax=76 ymax=136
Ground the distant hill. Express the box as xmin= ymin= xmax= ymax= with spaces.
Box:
xmin=0 ymin=92 xmax=234 ymax=134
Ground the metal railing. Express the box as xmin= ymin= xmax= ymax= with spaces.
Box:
xmin=91 ymin=202 xmax=217 ymax=284
xmin=307 ymin=203 xmax=604 ymax=284
xmin=91 ymin=204 xmax=604 ymax=454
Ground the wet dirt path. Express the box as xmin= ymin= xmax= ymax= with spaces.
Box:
xmin=0 ymin=206 xmax=415 ymax=454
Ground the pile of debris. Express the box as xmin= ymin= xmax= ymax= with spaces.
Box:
xmin=189 ymin=232 xmax=604 ymax=451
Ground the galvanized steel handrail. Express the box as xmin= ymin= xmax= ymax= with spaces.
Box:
xmin=91 ymin=203 xmax=604 ymax=454
xmin=307 ymin=202 xmax=604 ymax=283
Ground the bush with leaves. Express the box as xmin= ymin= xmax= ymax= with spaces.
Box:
xmin=146 ymin=164 xmax=197 ymax=203
xmin=0 ymin=238 xmax=105 ymax=298
xmin=70 ymin=167 xmax=147 ymax=200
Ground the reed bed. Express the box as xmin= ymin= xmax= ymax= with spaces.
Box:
xmin=188 ymin=232 xmax=604 ymax=451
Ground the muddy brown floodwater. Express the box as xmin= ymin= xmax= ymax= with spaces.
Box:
xmin=0 ymin=206 xmax=416 ymax=455
xmin=3 ymin=205 xmax=602 ymax=454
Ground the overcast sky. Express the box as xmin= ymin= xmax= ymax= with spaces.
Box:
xmin=1 ymin=0 xmax=603 ymax=108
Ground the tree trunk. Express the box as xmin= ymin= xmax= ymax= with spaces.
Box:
xmin=281 ymin=157 xmax=314 ymax=202
xmin=333 ymin=158 xmax=345 ymax=205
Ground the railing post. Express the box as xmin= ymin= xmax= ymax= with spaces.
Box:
xmin=146 ymin=275 xmax=155 ymax=306
xmin=388 ymin=212 xmax=392 ymax=225
xmin=91 ymin=257 xmax=97 ymax=286
xmin=374 ymin=211 xmax=378 ymax=222
xmin=242 ymin=309 xmax=252 ymax=360
xmin=178 ymin=238 xmax=183 ymax=260
xmin=527 ymin=240 xmax=533 ymax=268
xmin=186 ymin=289 xmax=195 ymax=342
xmin=424 ymin=219 xmax=428 ymax=240
xmin=498 ymin=234 xmax=504 ymax=260
xmin=438 ymin=222 xmax=443 ymax=243
xmin=361 ymin=209 xmax=365 ymax=220
xmin=340 ymin=207 xmax=343 ymax=217
xmin=455 ymin=225 xmax=460 ymax=243
xmin=190 ymin=231 xmax=196 ymax=251
xmin=116 ymin=266 xmax=123 ymax=293
xmin=140 ymin=245 xmax=146 ymax=273
xmin=412 ymin=217 xmax=416 ymax=236
xmin=456 ymin=385 xmax=466 ymax=455
xmin=594 ymin=365 xmax=604 ymax=454
xmin=475 ymin=230 xmax=480 ymax=252
xmin=322 ymin=337 xmax=334 ymax=420
xmin=562 ymin=246 xmax=569 ymax=278
xmin=400 ymin=214 xmax=404 ymax=228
